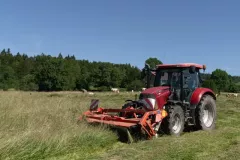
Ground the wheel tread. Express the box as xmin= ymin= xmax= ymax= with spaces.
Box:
xmin=160 ymin=105 xmax=185 ymax=136
xmin=196 ymin=94 xmax=216 ymax=131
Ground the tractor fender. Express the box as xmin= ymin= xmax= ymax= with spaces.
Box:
xmin=190 ymin=88 xmax=216 ymax=105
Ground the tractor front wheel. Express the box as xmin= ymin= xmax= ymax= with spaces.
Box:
xmin=196 ymin=95 xmax=217 ymax=131
xmin=161 ymin=105 xmax=185 ymax=136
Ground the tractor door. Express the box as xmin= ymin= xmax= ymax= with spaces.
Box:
xmin=182 ymin=69 xmax=199 ymax=102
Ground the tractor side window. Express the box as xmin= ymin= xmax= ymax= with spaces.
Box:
xmin=197 ymin=71 xmax=202 ymax=87
xmin=190 ymin=73 xmax=198 ymax=89
xmin=183 ymin=70 xmax=198 ymax=102
xmin=183 ymin=72 xmax=198 ymax=90
xmin=154 ymin=69 xmax=181 ymax=87
xmin=161 ymin=72 xmax=168 ymax=86
xmin=154 ymin=71 xmax=169 ymax=86
xmin=171 ymin=72 xmax=181 ymax=88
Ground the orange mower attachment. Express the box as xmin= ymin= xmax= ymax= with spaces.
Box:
xmin=79 ymin=99 xmax=168 ymax=143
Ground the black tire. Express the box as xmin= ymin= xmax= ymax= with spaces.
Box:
xmin=195 ymin=95 xmax=217 ymax=131
xmin=161 ymin=105 xmax=185 ymax=136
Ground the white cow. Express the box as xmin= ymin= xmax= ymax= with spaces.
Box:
xmin=226 ymin=93 xmax=238 ymax=98
xmin=233 ymin=93 xmax=238 ymax=97
xmin=111 ymin=88 xmax=119 ymax=93
xmin=88 ymin=92 xmax=94 ymax=95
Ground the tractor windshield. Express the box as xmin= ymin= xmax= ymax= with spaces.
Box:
xmin=154 ymin=68 xmax=182 ymax=88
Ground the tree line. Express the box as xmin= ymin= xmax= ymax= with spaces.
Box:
xmin=0 ymin=48 xmax=239 ymax=93
xmin=0 ymin=48 xmax=146 ymax=91
xmin=202 ymin=69 xmax=240 ymax=94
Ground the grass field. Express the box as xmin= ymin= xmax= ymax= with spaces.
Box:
xmin=0 ymin=91 xmax=239 ymax=160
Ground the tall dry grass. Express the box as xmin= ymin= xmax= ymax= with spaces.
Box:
xmin=0 ymin=91 xmax=239 ymax=160
xmin=0 ymin=91 xmax=138 ymax=159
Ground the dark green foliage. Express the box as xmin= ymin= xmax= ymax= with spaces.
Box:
xmin=1 ymin=49 xmax=240 ymax=92
xmin=228 ymin=83 xmax=239 ymax=93
xmin=98 ymin=86 xmax=111 ymax=91
xmin=0 ymin=48 xmax=144 ymax=91
xmin=200 ymin=73 xmax=211 ymax=80
xmin=19 ymin=74 xmax=38 ymax=91
xmin=127 ymin=80 xmax=144 ymax=91
xmin=202 ymin=79 xmax=218 ymax=93
xmin=211 ymin=69 xmax=230 ymax=92
xmin=0 ymin=65 xmax=18 ymax=90
xmin=230 ymin=75 xmax=240 ymax=84
xmin=145 ymin=57 xmax=163 ymax=69
xmin=201 ymin=69 xmax=240 ymax=93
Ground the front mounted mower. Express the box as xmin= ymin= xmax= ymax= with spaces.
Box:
xmin=79 ymin=63 xmax=217 ymax=142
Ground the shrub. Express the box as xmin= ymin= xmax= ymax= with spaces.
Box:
xmin=202 ymin=79 xmax=218 ymax=93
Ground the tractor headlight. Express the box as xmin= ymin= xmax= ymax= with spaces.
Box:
xmin=139 ymin=94 xmax=156 ymax=110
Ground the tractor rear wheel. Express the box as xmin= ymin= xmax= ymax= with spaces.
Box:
xmin=196 ymin=95 xmax=216 ymax=131
xmin=161 ymin=105 xmax=185 ymax=136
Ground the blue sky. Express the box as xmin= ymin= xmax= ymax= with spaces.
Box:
xmin=0 ymin=0 xmax=240 ymax=75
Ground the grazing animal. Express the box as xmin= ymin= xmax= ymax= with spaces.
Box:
xmin=226 ymin=93 xmax=238 ymax=98
xmin=82 ymin=89 xmax=88 ymax=93
xmin=88 ymin=92 xmax=94 ymax=95
xmin=111 ymin=88 xmax=119 ymax=92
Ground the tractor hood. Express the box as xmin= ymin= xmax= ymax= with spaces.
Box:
xmin=141 ymin=86 xmax=170 ymax=96
xmin=140 ymin=86 xmax=171 ymax=110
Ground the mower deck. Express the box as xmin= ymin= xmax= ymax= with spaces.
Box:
xmin=85 ymin=114 xmax=141 ymax=128
xmin=80 ymin=105 xmax=168 ymax=142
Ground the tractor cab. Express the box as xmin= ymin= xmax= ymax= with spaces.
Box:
xmin=142 ymin=63 xmax=206 ymax=103
xmin=154 ymin=63 xmax=205 ymax=103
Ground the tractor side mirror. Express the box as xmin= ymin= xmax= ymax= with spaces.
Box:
xmin=142 ymin=63 xmax=150 ymax=76
xmin=143 ymin=63 xmax=151 ymax=88
xmin=141 ymin=63 xmax=150 ymax=81
xmin=189 ymin=66 xmax=196 ymax=74
xmin=141 ymin=68 xmax=146 ymax=79
xmin=145 ymin=63 xmax=150 ymax=70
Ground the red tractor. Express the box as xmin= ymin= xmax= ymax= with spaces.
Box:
xmin=79 ymin=63 xmax=217 ymax=142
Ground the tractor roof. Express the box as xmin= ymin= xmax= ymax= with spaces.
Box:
xmin=156 ymin=63 xmax=205 ymax=69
